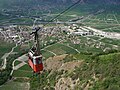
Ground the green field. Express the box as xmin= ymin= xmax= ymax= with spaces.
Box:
xmin=45 ymin=43 xmax=78 ymax=55
xmin=82 ymin=12 xmax=120 ymax=33
xmin=13 ymin=70 xmax=32 ymax=77
xmin=13 ymin=65 xmax=32 ymax=77
xmin=0 ymin=81 xmax=29 ymax=90
xmin=100 ymin=38 xmax=120 ymax=46
xmin=41 ymin=50 xmax=54 ymax=59
xmin=14 ymin=61 xmax=22 ymax=66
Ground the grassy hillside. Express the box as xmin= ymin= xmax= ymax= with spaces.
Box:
xmin=30 ymin=51 xmax=120 ymax=90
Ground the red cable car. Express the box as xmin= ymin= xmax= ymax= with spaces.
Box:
xmin=28 ymin=49 xmax=43 ymax=73
xmin=28 ymin=27 xmax=43 ymax=73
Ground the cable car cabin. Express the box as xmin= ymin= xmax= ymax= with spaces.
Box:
xmin=28 ymin=50 xmax=43 ymax=73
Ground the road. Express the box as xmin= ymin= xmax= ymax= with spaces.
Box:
xmin=84 ymin=26 xmax=120 ymax=39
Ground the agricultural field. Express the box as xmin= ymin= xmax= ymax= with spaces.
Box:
xmin=13 ymin=64 xmax=32 ymax=77
xmin=45 ymin=43 xmax=78 ymax=55
xmin=82 ymin=12 xmax=120 ymax=33
xmin=8 ymin=18 xmax=33 ymax=24
xmin=0 ymin=81 xmax=29 ymax=90
xmin=41 ymin=50 xmax=54 ymax=60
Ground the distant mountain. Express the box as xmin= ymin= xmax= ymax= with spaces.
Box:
xmin=0 ymin=0 xmax=120 ymax=9
xmin=0 ymin=0 xmax=119 ymax=16
xmin=45 ymin=0 xmax=120 ymax=4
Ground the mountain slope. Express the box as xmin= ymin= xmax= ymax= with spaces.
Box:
xmin=30 ymin=52 xmax=120 ymax=90
xmin=0 ymin=0 xmax=120 ymax=9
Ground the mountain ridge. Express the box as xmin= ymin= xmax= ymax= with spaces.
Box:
xmin=0 ymin=0 xmax=119 ymax=12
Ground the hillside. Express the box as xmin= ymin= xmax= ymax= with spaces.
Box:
xmin=0 ymin=0 xmax=120 ymax=10
xmin=30 ymin=51 xmax=120 ymax=90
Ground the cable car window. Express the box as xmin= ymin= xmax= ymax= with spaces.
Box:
xmin=36 ymin=58 xmax=42 ymax=64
